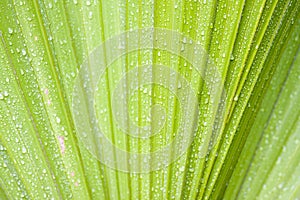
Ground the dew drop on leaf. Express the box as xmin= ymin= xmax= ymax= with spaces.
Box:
xmin=56 ymin=117 xmax=61 ymax=124
xmin=88 ymin=11 xmax=93 ymax=19
xmin=234 ymin=95 xmax=238 ymax=101
xmin=230 ymin=54 xmax=235 ymax=61
xmin=8 ymin=27 xmax=13 ymax=34
xmin=22 ymin=147 xmax=27 ymax=154
xmin=21 ymin=49 xmax=26 ymax=56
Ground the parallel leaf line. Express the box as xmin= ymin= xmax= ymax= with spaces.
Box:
xmin=31 ymin=0 xmax=91 ymax=197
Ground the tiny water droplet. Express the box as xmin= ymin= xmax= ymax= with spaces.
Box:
xmin=22 ymin=147 xmax=27 ymax=153
xmin=179 ymin=166 xmax=185 ymax=172
xmin=143 ymin=87 xmax=148 ymax=94
xmin=234 ymin=95 xmax=238 ymax=101
xmin=3 ymin=91 xmax=8 ymax=97
xmin=230 ymin=54 xmax=235 ymax=61
xmin=181 ymin=45 xmax=185 ymax=52
xmin=56 ymin=117 xmax=61 ymax=123
xmin=88 ymin=11 xmax=93 ymax=19
xmin=22 ymin=49 xmax=26 ymax=56
xmin=8 ymin=28 xmax=13 ymax=34
xmin=177 ymin=80 xmax=182 ymax=89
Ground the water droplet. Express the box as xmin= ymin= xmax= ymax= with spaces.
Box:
xmin=8 ymin=28 xmax=13 ymax=34
xmin=181 ymin=45 xmax=185 ymax=52
xmin=86 ymin=0 xmax=91 ymax=6
xmin=3 ymin=91 xmax=8 ymax=97
xmin=22 ymin=147 xmax=27 ymax=153
xmin=0 ymin=93 xmax=3 ymax=100
xmin=48 ymin=3 xmax=52 ymax=8
xmin=88 ymin=11 xmax=93 ymax=19
xmin=177 ymin=80 xmax=182 ymax=89
xmin=56 ymin=117 xmax=61 ymax=123
xmin=230 ymin=54 xmax=235 ymax=61
xmin=179 ymin=166 xmax=185 ymax=172
xmin=143 ymin=87 xmax=148 ymax=94
xmin=22 ymin=49 xmax=26 ymax=56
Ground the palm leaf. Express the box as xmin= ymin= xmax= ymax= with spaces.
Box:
xmin=0 ymin=0 xmax=299 ymax=199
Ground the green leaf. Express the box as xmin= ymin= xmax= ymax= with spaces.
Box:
xmin=0 ymin=0 xmax=299 ymax=199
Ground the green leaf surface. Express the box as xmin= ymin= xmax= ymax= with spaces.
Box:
xmin=0 ymin=0 xmax=299 ymax=199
